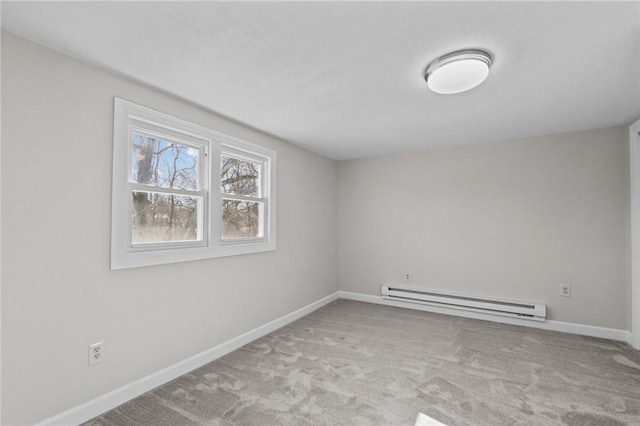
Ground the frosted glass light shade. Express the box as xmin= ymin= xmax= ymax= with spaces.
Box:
xmin=425 ymin=49 xmax=493 ymax=94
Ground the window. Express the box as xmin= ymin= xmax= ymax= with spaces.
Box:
xmin=111 ymin=98 xmax=276 ymax=269
xmin=130 ymin=130 xmax=206 ymax=247
xmin=220 ymin=150 xmax=267 ymax=240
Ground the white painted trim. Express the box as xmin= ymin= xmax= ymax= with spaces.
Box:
xmin=339 ymin=291 xmax=632 ymax=344
xmin=34 ymin=288 xmax=633 ymax=426
xmin=630 ymin=118 xmax=640 ymax=349
xmin=35 ymin=292 xmax=339 ymax=426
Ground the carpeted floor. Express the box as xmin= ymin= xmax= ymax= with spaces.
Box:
xmin=84 ymin=300 xmax=640 ymax=426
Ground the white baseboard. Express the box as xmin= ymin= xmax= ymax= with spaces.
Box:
xmin=35 ymin=289 xmax=632 ymax=426
xmin=36 ymin=292 xmax=340 ymax=426
xmin=338 ymin=291 xmax=633 ymax=344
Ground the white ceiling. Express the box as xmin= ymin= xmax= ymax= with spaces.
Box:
xmin=3 ymin=1 xmax=639 ymax=160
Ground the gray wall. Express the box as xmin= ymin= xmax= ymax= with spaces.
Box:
xmin=1 ymin=32 xmax=338 ymax=425
xmin=2 ymin=31 xmax=633 ymax=425
xmin=338 ymin=126 xmax=630 ymax=330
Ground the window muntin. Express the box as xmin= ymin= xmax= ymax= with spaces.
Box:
xmin=112 ymin=98 xmax=276 ymax=269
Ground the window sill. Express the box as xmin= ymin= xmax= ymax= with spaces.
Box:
xmin=111 ymin=240 xmax=276 ymax=270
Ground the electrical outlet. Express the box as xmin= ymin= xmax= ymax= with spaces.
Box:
xmin=89 ymin=342 xmax=104 ymax=366
xmin=561 ymin=285 xmax=571 ymax=297
xmin=404 ymin=272 xmax=411 ymax=282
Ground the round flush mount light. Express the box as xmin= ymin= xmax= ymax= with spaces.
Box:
xmin=425 ymin=49 xmax=493 ymax=94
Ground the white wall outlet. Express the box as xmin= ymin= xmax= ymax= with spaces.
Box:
xmin=404 ymin=272 xmax=411 ymax=282
xmin=561 ymin=285 xmax=571 ymax=297
xmin=89 ymin=342 xmax=104 ymax=366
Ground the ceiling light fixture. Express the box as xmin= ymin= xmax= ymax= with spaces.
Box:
xmin=425 ymin=49 xmax=493 ymax=94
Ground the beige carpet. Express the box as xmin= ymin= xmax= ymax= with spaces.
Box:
xmin=84 ymin=300 xmax=640 ymax=425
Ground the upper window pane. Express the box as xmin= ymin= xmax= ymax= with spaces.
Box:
xmin=131 ymin=132 xmax=199 ymax=191
xmin=220 ymin=154 xmax=261 ymax=197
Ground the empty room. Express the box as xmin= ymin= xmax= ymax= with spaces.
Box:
xmin=2 ymin=1 xmax=640 ymax=425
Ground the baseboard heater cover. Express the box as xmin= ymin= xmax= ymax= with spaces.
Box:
xmin=381 ymin=284 xmax=546 ymax=321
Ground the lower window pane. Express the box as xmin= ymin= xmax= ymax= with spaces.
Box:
xmin=222 ymin=199 xmax=262 ymax=239
xmin=132 ymin=192 xmax=200 ymax=244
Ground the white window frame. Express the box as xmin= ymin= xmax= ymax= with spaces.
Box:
xmin=128 ymin=124 xmax=209 ymax=251
xmin=111 ymin=98 xmax=276 ymax=269
xmin=220 ymin=146 xmax=269 ymax=243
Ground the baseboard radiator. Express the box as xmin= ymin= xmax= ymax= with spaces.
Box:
xmin=381 ymin=284 xmax=546 ymax=322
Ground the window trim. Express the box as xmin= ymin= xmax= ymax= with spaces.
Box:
xmin=111 ymin=98 xmax=276 ymax=269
